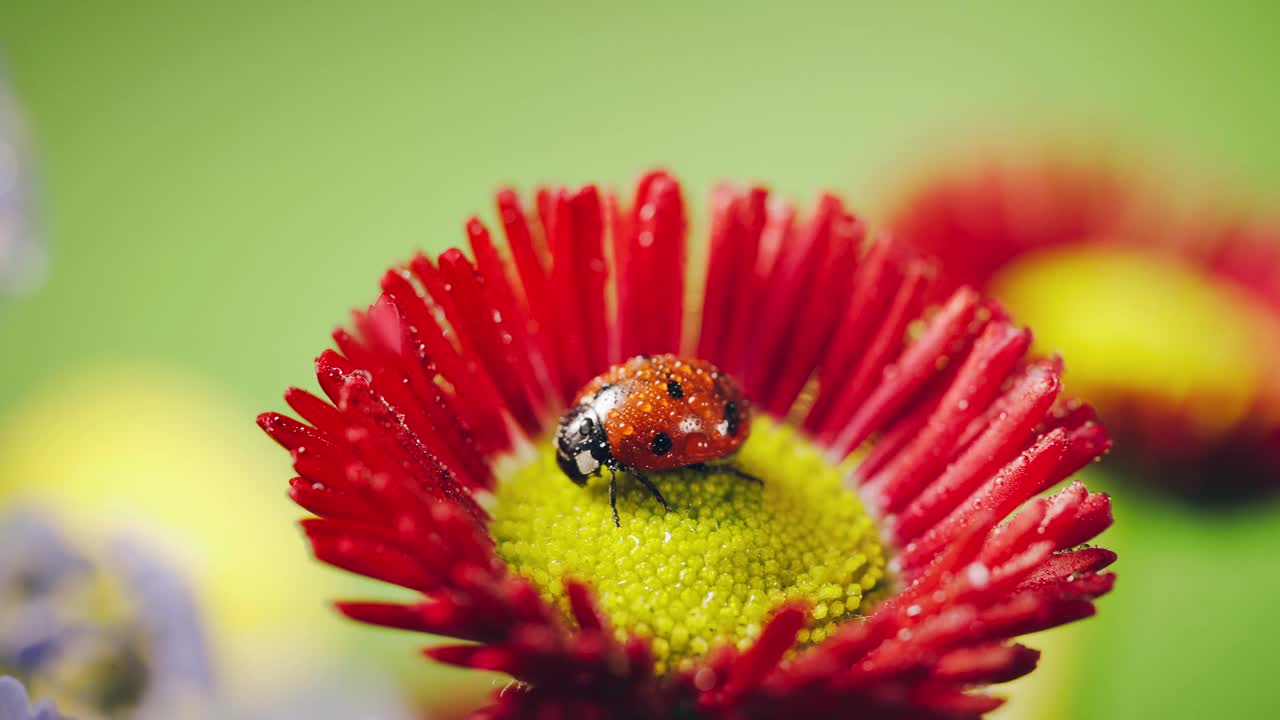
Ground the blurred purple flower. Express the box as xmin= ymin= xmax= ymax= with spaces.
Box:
xmin=0 ymin=58 xmax=45 ymax=296
xmin=105 ymin=539 xmax=215 ymax=718
xmin=0 ymin=511 xmax=93 ymax=679
xmin=0 ymin=509 xmax=213 ymax=718
xmin=1 ymin=510 xmax=419 ymax=720
xmin=0 ymin=676 xmax=65 ymax=720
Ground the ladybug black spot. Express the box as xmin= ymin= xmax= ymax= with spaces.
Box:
xmin=724 ymin=401 xmax=740 ymax=437
xmin=651 ymin=432 xmax=673 ymax=456
xmin=666 ymin=380 xmax=684 ymax=399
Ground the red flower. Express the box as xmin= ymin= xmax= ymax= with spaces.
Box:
xmin=888 ymin=155 xmax=1136 ymax=302
xmin=889 ymin=152 xmax=1280 ymax=502
xmin=260 ymin=171 xmax=1115 ymax=719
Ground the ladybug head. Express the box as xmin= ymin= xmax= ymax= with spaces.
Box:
xmin=555 ymin=403 xmax=612 ymax=485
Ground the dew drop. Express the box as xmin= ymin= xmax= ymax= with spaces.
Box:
xmin=965 ymin=563 xmax=990 ymax=588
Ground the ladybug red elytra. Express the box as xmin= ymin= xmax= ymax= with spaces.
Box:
xmin=555 ymin=354 xmax=757 ymax=526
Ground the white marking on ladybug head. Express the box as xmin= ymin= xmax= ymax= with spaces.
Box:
xmin=575 ymin=451 xmax=600 ymax=476
xmin=589 ymin=384 xmax=625 ymax=419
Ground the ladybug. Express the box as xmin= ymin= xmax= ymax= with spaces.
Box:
xmin=555 ymin=354 xmax=757 ymax=526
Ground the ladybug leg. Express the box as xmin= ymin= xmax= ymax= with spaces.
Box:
xmin=726 ymin=465 xmax=763 ymax=484
xmin=607 ymin=465 xmax=621 ymax=527
xmin=629 ymin=469 xmax=671 ymax=513
xmin=689 ymin=463 xmax=763 ymax=484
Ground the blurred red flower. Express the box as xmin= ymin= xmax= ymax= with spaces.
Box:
xmin=889 ymin=152 xmax=1280 ymax=502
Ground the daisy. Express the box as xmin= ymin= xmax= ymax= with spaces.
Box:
xmin=888 ymin=152 xmax=1280 ymax=501
xmin=261 ymin=170 xmax=1115 ymax=719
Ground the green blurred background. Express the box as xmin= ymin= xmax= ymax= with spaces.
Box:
xmin=1 ymin=1 xmax=1278 ymax=717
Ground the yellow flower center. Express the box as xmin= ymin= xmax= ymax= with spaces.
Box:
xmin=991 ymin=246 xmax=1267 ymax=442
xmin=490 ymin=418 xmax=888 ymax=674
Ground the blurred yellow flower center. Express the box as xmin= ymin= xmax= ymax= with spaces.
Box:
xmin=490 ymin=417 xmax=888 ymax=674
xmin=991 ymin=246 xmax=1264 ymax=443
